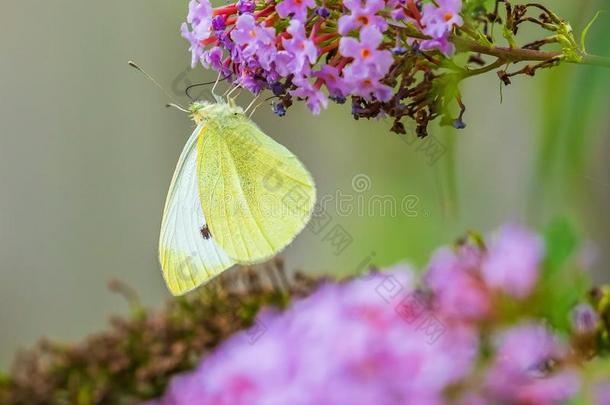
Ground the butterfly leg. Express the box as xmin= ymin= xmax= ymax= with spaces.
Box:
xmin=211 ymin=71 xmax=222 ymax=96
xmin=247 ymin=100 xmax=266 ymax=118
xmin=224 ymin=84 xmax=242 ymax=99
xmin=244 ymin=94 xmax=261 ymax=114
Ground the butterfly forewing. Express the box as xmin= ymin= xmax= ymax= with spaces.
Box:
xmin=197 ymin=113 xmax=316 ymax=264
xmin=159 ymin=124 xmax=235 ymax=295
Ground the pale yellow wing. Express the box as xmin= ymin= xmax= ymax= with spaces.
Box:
xmin=197 ymin=114 xmax=316 ymax=263
xmin=159 ymin=124 xmax=235 ymax=295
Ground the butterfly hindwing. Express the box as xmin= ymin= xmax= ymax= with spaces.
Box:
xmin=159 ymin=124 xmax=235 ymax=295
xmin=197 ymin=115 xmax=316 ymax=263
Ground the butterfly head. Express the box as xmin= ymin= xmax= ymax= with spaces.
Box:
xmin=189 ymin=100 xmax=245 ymax=125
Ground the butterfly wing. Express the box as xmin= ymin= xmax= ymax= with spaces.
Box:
xmin=159 ymin=124 xmax=235 ymax=295
xmin=197 ymin=115 xmax=316 ymax=263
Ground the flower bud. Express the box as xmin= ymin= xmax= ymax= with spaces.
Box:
xmin=452 ymin=118 xmax=467 ymax=129
xmin=272 ymin=102 xmax=286 ymax=117
xmin=571 ymin=303 xmax=599 ymax=335
xmin=236 ymin=0 xmax=255 ymax=14
xmin=211 ymin=15 xmax=226 ymax=31
xmin=315 ymin=7 xmax=330 ymax=18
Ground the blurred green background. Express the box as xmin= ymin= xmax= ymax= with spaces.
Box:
xmin=1 ymin=0 xmax=609 ymax=368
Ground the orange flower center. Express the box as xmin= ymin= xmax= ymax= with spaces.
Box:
xmin=443 ymin=12 xmax=453 ymax=22
xmin=357 ymin=15 xmax=369 ymax=25
xmin=362 ymin=79 xmax=372 ymax=87
xmin=360 ymin=48 xmax=371 ymax=58
xmin=249 ymin=30 xmax=257 ymax=38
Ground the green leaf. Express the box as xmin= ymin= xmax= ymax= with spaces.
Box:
xmin=542 ymin=217 xmax=580 ymax=278
xmin=463 ymin=0 xmax=496 ymax=14
xmin=532 ymin=217 xmax=589 ymax=332
xmin=580 ymin=10 xmax=604 ymax=54
xmin=535 ymin=273 xmax=588 ymax=333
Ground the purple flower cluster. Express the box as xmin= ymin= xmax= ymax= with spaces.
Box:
xmin=180 ymin=0 xmax=465 ymax=116
xmin=419 ymin=0 xmax=462 ymax=55
xmin=148 ymin=224 xmax=595 ymax=404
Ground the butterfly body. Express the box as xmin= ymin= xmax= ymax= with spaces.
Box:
xmin=159 ymin=100 xmax=316 ymax=295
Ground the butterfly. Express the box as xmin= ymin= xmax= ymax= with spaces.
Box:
xmin=158 ymin=98 xmax=316 ymax=295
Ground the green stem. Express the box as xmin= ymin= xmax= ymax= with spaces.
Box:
xmin=581 ymin=53 xmax=610 ymax=68
xmin=454 ymin=36 xmax=558 ymax=61
xmin=453 ymin=36 xmax=610 ymax=68
xmin=460 ymin=58 xmax=507 ymax=78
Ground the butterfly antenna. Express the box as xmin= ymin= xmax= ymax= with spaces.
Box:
xmin=128 ymin=61 xmax=188 ymax=112
xmin=166 ymin=103 xmax=190 ymax=113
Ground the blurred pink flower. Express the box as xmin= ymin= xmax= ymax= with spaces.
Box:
xmin=424 ymin=247 xmax=490 ymax=321
xmin=149 ymin=271 xmax=477 ymax=405
xmin=481 ymin=224 xmax=544 ymax=299
xmin=485 ymin=322 xmax=580 ymax=404
xmin=149 ymin=223 xmax=593 ymax=405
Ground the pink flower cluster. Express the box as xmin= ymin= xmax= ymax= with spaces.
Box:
xmin=425 ymin=224 xmax=544 ymax=321
xmin=181 ymin=0 xmax=464 ymax=115
xmin=148 ymin=270 xmax=478 ymax=405
xmin=148 ymin=224 xmax=595 ymax=404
